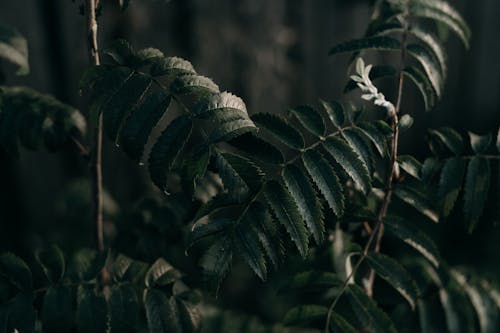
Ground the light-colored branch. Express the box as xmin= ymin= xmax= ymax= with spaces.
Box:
xmin=85 ymin=0 xmax=104 ymax=253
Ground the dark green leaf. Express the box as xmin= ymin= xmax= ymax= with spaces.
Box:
xmin=189 ymin=218 xmax=233 ymax=249
xmin=150 ymin=56 xmax=196 ymax=77
xmin=357 ymin=121 xmax=389 ymax=157
xmin=193 ymin=91 xmax=247 ymax=120
xmin=109 ymin=285 xmax=139 ymax=333
xmin=170 ymin=74 xmax=220 ymax=96
xmin=145 ymin=258 xmax=182 ymax=287
xmin=228 ymin=133 xmax=284 ymax=165
xmin=182 ymin=144 xmax=210 ymax=195
xmin=283 ymin=164 xmax=324 ymax=244
xmin=403 ymin=66 xmax=437 ymax=111
xmin=324 ymin=136 xmax=371 ymax=194
xmin=438 ymin=157 xmax=466 ymax=216
xmin=148 ymin=115 xmax=193 ymax=193
xmin=41 ymin=286 xmax=73 ymax=333
xmin=200 ymin=236 xmax=233 ymax=295
xmin=329 ymin=36 xmax=400 ymax=55
xmin=36 ymin=244 xmax=65 ymax=283
xmin=329 ymin=312 xmax=358 ymax=333
xmin=0 ymin=253 xmax=32 ymax=291
xmin=468 ymin=132 xmax=492 ymax=154
xmin=286 ymin=271 xmax=341 ymax=292
xmin=252 ymin=113 xmax=305 ymax=150
xmin=0 ymin=23 xmax=29 ymax=75
xmin=347 ymin=284 xmax=397 ymax=333
xmin=342 ymin=127 xmax=374 ymax=173
xmin=463 ymin=157 xmax=490 ymax=232
xmin=234 ymin=222 xmax=267 ymax=280
xmin=320 ymin=100 xmax=345 ymax=128
xmin=393 ymin=185 xmax=439 ymax=223
xmin=76 ymin=287 xmax=108 ymax=333
xmin=264 ymin=180 xmax=309 ymax=257
xmin=209 ymin=118 xmax=256 ymax=143
xmin=289 ymin=105 xmax=326 ymax=137
xmin=283 ymin=305 xmax=328 ymax=325
xmin=398 ymin=155 xmax=422 ymax=179
xmin=366 ymin=252 xmax=419 ymax=309
xmin=144 ymin=289 xmax=181 ymax=333
xmin=384 ymin=216 xmax=440 ymax=268
xmin=407 ymin=44 xmax=443 ymax=98
xmin=302 ymin=150 xmax=344 ymax=217
xmin=70 ymin=248 xmax=106 ymax=281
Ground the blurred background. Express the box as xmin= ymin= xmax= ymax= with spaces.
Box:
xmin=0 ymin=0 xmax=499 ymax=323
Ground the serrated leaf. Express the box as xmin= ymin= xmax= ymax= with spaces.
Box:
xmin=120 ymin=91 xmax=171 ymax=162
xmin=398 ymin=155 xmax=422 ymax=179
xmin=200 ymin=236 xmax=233 ymax=295
xmin=189 ymin=218 xmax=234 ymax=249
xmin=134 ymin=47 xmax=164 ymax=67
xmin=407 ymin=43 xmax=443 ymax=98
xmin=342 ymin=127 xmax=374 ymax=174
xmin=366 ymin=252 xmax=419 ymax=309
xmin=320 ymin=100 xmax=345 ymax=128
xmin=468 ymin=132 xmax=492 ymax=154
xmin=36 ymin=244 xmax=65 ymax=283
xmin=0 ymin=253 xmax=32 ymax=291
xmin=150 ymin=56 xmax=196 ymax=77
xmin=0 ymin=23 xmax=29 ymax=75
xmin=229 ymin=133 xmax=284 ymax=165
xmin=103 ymin=39 xmax=134 ymax=65
xmin=109 ymin=285 xmax=139 ymax=333
xmin=182 ymin=144 xmax=210 ymax=195
xmin=403 ymin=66 xmax=437 ymax=111
xmin=209 ymin=118 xmax=256 ymax=143
xmin=438 ymin=157 xmax=466 ymax=216
xmin=357 ymin=121 xmax=389 ymax=157
xmin=283 ymin=164 xmax=324 ymax=244
xmin=102 ymin=72 xmax=152 ymax=142
xmin=76 ymin=287 xmax=108 ymax=333
xmin=283 ymin=305 xmax=328 ymax=325
xmin=289 ymin=105 xmax=326 ymax=137
xmin=329 ymin=36 xmax=400 ymax=55
xmin=41 ymin=286 xmax=73 ymax=333
xmin=330 ymin=312 xmax=358 ymax=333
xmin=264 ymin=180 xmax=309 ymax=257
xmin=170 ymin=74 xmax=220 ymax=96
xmin=410 ymin=0 xmax=471 ymax=48
xmin=145 ymin=258 xmax=182 ymax=287
xmin=193 ymin=91 xmax=247 ymax=120
xmin=344 ymin=65 xmax=397 ymax=93
xmin=463 ymin=157 xmax=490 ymax=232
xmin=144 ymin=289 xmax=181 ymax=333
xmin=384 ymin=216 xmax=440 ymax=268
xmin=252 ymin=113 xmax=305 ymax=150
xmin=324 ymin=136 xmax=371 ymax=194
xmin=410 ymin=26 xmax=447 ymax=77
xmin=347 ymin=284 xmax=397 ymax=333
xmin=234 ymin=222 xmax=267 ymax=280
xmin=302 ymin=150 xmax=344 ymax=217
xmin=393 ymin=185 xmax=439 ymax=223
xmin=148 ymin=115 xmax=193 ymax=193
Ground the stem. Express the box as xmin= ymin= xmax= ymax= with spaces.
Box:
xmin=324 ymin=12 xmax=409 ymax=333
xmin=85 ymin=0 xmax=104 ymax=253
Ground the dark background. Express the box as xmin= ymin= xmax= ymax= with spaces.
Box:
xmin=0 ymin=0 xmax=499 ymax=304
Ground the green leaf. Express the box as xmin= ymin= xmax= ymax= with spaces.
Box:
xmin=393 ymin=185 xmax=439 ymax=223
xmin=320 ymin=100 xmax=345 ymax=128
xmin=145 ymin=258 xmax=182 ymax=287
xmin=286 ymin=271 xmax=341 ymax=292
xmin=463 ymin=157 xmax=490 ymax=232
xmin=283 ymin=305 xmax=328 ymax=325
xmin=329 ymin=36 xmax=400 ymax=55
xmin=264 ymin=180 xmax=309 ymax=257
xmin=144 ymin=289 xmax=181 ymax=333
xmin=170 ymin=74 xmax=220 ymax=96
xmin=384 ymin=216 xmax=440 ymax=268
xmin=0 ymin=23 xmax=29 ymax=75
xmin=289 ymin=105 xmax=326 ymax=137
xmin=200 ymin=236 xmax=233 ymax=295
xmin=228 ymin=133 xmax=284 ymax=165
xmin=398 ymin=155 xmax=422 ymax=179
xmin=36 ymin=244 xmax=65 ymax=283
xmin=234 ymin=222 xmax=267 ymax=280
xmin=193 ymin=91 xmax=247 ymax=120
xmin=329 ymin=312 xmax=358 ymax=333
xmin=214 ymin=152 xmax=264 ymax=202
xmin=407 ymin=44 xmax=443 ymax=98
xmin=148 ymin=115 xmax=193 ymax=193
xmin=120 ymin=91 xmax=171 ymax=163
xmin=103 ymin=39 xmax=134 ymax=66
xmin=182 ymin=144 xmax=210 ymax=195
xmin=209 ymin=118 xmax=256 ymax=143
xmin=134 ymin=47 xmax=164 ymax=67
xmin=366 ymin=252 xmax=419 ymax=309
xmin=41 ymin=286 xmax=73 ymax=333
xmin=347 ymin=284 xmax=397 ymax=333
xmin=70 ymin=248 xmax=106 ymax=281
xmin=403 ymin=66 xmax=437 ymax=111
xmin=109 ymin=285 xmax=139 ymax=333
xmin=410 ymin=0 xmax=471 ymax=48
xmin=324 ymin=136 xmax=371 ymax=194
xmin=102 ymin=72 xmax=152 ymax=142
xmin=468 ymin=132 xmax=492 ymax=154
xmin=438 ymin=157 xmax=467 ymax=216
xmin=302 ymin=150 xmax=344 ymax=217
xmin=189 ymin=218 xmax=233 ymax=250
xmin=0 ymin=253 xmax=32 ymax=291
xmin=409 ymin=26 xmax=447 ymax=77
xmin=357 ymin=121 xmax=389 ymax=157
xmin=428 ymin=127 xmax=465 ymax=156
xmin=76 ymin=287 xmax=108 ymax=333
xmin=283 ymin=164 xmax=324 ymax=244
xmin=342 ymin=127 xmax=374 ymax=173
xmin=174 ymin=298 xmax=201 ymax=333
xmin=252 ymin=113 xmax=305 ymax=150
xmin=150 ymin=56 xmax=196 ymax=77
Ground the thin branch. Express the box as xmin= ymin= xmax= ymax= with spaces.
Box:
xmin=85 ymin=0 xmax=104 ymax=253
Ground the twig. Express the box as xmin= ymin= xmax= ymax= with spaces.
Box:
xmin=85 ymin=0 xmax=104 ymax=253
